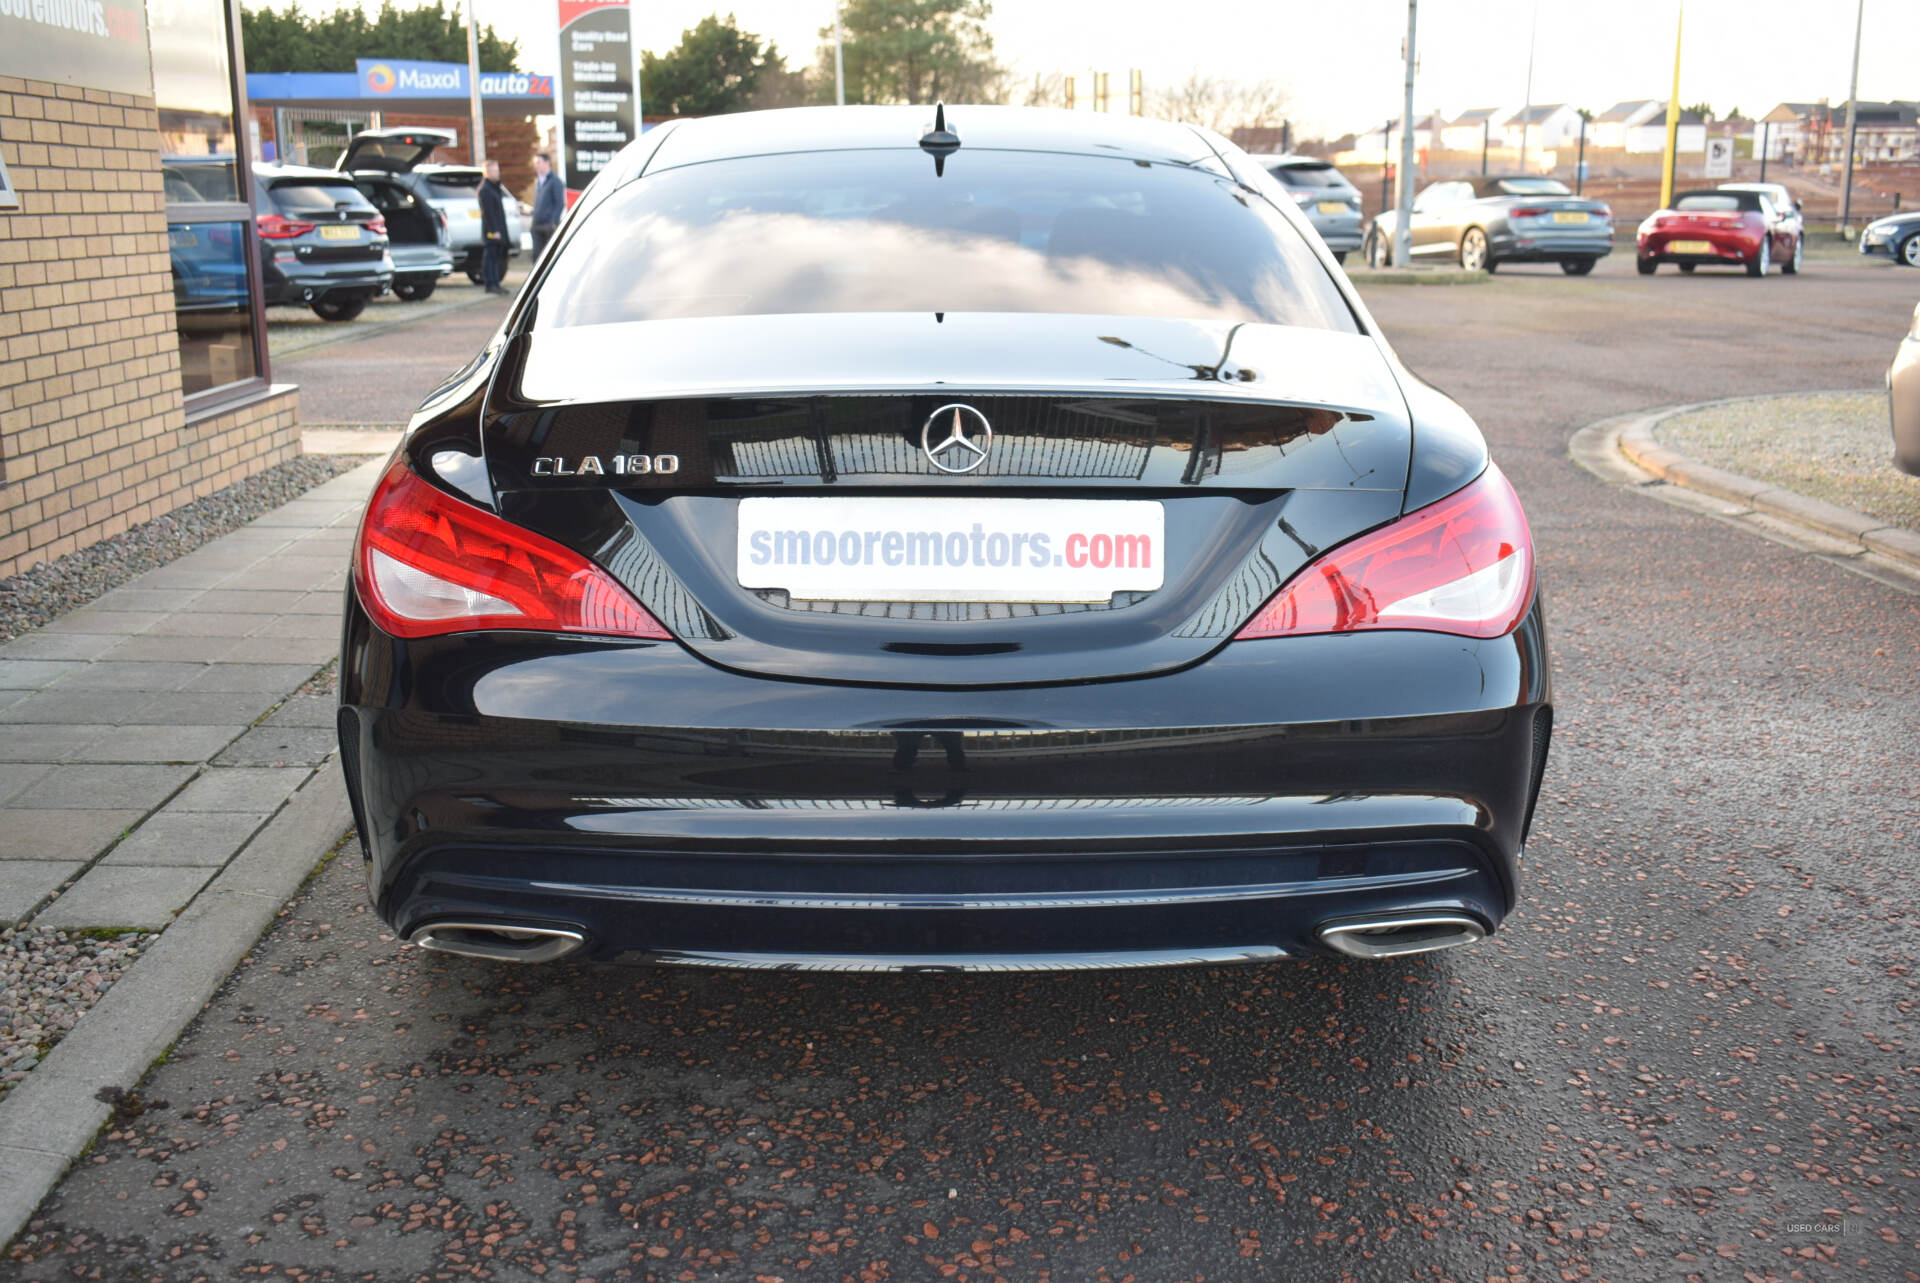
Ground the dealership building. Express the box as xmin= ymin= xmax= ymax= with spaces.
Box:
xmin=0 ymin=0 xmax=300 ymax=579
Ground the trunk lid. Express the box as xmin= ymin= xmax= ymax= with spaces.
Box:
xmin=338 ymin=127 xmax=456 ymax=175
xmin=483 ymin=312 xmax=1413 ymax=687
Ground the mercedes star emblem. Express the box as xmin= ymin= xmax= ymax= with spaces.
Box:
xmin=921 ymin=404 xmax=993 ymax=474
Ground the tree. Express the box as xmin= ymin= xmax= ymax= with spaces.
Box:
xmin=1147 ymin=72 xmax=1287 ymax=135
xmin=813 ymin=0 xmax=1001 ymax=106
xmin=240 ymin=2 xmax=520 ymax=73
xmin=643 ymin=14 xmax=792 ymax=116
xmin=1683 ymin=101 xmax=1716 ymax=120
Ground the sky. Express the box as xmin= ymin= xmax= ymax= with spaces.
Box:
xmin=358 ymin=0 xmax=1909 ymax=138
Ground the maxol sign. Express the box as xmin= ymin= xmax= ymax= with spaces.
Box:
xmin=354 ymin=59 xmax=552 ymax=100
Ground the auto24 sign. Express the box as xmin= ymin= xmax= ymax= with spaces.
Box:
xmin=556 ymin=0 xmax=635 ymax=191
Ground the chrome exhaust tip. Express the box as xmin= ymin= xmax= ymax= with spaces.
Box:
xmin=407 ymin=921 xmax=586 ymax=964
xmin=1317 ymin=913 xmax=1486 ymax=960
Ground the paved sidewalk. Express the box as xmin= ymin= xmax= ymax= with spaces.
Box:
xmin=0 ymin=459 xmax=384 ymax=928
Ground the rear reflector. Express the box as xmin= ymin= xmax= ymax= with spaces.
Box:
xmin=1235 ymin=464 xmax=1534 ymax=640
xmin=353 ymin=457 xmax=670 ymax=640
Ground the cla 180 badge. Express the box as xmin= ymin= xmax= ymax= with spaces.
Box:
xmin=531 ymin=454 xmax=679 ymax=478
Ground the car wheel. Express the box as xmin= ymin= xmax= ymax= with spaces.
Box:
xmin=1782 ymin=235 xmax=1802 ymax=275
xmin=1366 ymin=231 xmax=1390 ymax=268
xmin=394 ymin=279 xmax=437 ymax=302
xmin=1899 ymin=234 xmax=1920 ymax=268
xmin=1746 ymin=235 xmax=1770 ymax=277
xmin=1559 ymin=258 xmax=1595 ymax=276
xmin=1459 ymin=227 xmax=1488 ymax=271
xmin=1636 ymin=256 xmax=1657 ymax=275
xmin=311 ymin=296 xmax=367 ymax=323
xmin=1678 ymin=263 xmax=1696 ymax=273
xmin=1333 ymin=250 xmax=1347 ymax=265
xmin=466 ymin=268 xmax=486 ymax=285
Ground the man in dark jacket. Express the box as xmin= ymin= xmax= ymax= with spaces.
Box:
xmin=530 ymin=152 xmax=565 ymax=262
xmin=477 ymin=160 xmax=509 ymax=295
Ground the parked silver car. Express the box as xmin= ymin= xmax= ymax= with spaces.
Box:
xmin=349 ymin=172 xmax=454 ymax=301
xmin=1892 ymin=299 xmax=1920 ymax=476
xmin=1366 ymin=175 xmax=1613 ymax=275
xmin=1252 ymin=154 xmax=1363 ymax=262
xmin=336 ymin=127 xmax=525 ymax=284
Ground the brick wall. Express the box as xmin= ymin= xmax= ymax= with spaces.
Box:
xmin=0 ymin=75 xmax=299 ymax=580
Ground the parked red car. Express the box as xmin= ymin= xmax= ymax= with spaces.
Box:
xmin=1636 ymin=188 xmax=1803 ymax=277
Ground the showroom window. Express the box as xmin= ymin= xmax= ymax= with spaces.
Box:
xmin=150 ymin=0 xmax=269 ymax=405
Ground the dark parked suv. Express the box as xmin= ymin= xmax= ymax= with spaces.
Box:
xmin=252 ymin=162 xmax=393 ymax=321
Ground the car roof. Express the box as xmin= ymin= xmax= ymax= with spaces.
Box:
xmin=254 ymin=162 xmax=361 ymax=182
xmin=641 ymin=105 xmax=1222 ymax=175
xmin=1251 ymin=154 xmax=1335 ymax=167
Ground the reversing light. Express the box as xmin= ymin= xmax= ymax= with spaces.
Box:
xmin=1235 ymin=464 xmax=1535 ymax=641
xmin=352 ymin=457 xmax=671 ymax=640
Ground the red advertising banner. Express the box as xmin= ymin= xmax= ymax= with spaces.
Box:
xmin=555 ymin=0 xmax=636 ymax=190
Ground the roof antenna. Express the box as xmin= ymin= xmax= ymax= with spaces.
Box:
xmin=919 ymin=101 xmax=960 ymax=176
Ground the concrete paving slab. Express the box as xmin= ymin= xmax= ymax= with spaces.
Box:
xmin=219 ymin=635 xmax=337 ymax=666
xmin=0 ymin=690 xmax=164 ymax=725
xmin=32 ymin=864 xmax=218 ymax=930
xmin=128 ymin=691 xmax=280 ymax=726
xmin=245 ymin=563 xmax=347 ymax=593
xmin=129 ymin=567 xmax=233 ymax=591
xmin=52 ymin=661 xmax=207 ymax=692
xmin=0 ymin=660 xmax=86 ymax=690
xmin=72 ymin=725 xmax=244 ymax=764
xmin=250 ymin=502 xmax=348 ymax=527
xmin=181 ymin=663 xmax=321 ymax=693
xmin=0 ymin=691 xmax=23 ymax=714
xmin=40 ymin=612 xmax=166 ymax=636
xmin=100 ymin=811 xmax=266 ymax=867
xmin=0 ymin=764 xmax=54 ymax=805
xmin=141 ymin=612 xmax=268 ymax=637
xmin=169 ymin=766 xmax=312 ymax=813
xmin=89 ymin=588 xmax=204 ymax=614
xmin=7 ymin=764 xmax=196 ymax=812
xmin=0 ymin=860 xmax=81 ymax=921
xmin=288 ymin=591 xmax=347 ymax=615
xmin=0 ymin=726 xmax=106 ymax=763
xmin=265 ymin=695 xmax=338 ymax=729
xmin=96 ymin=634 xmax=244 ymax=663
xmin=244 ymin=613 xmax=340 ymax=640
xmin=215 ymin=725 xmax=338 ymax=767
xmin=0 ymin=633 xmax=120 ymax=661
xmin=178 ymin=589 xmax=309 ymax=615
xmin=0 ymin=810 xmax=143 ymax=861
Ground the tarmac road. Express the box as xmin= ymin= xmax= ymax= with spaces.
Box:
xmin=5 ymin=251 xmax=1918 ymax=1283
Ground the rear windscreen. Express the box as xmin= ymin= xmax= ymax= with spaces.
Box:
xmin=1495 ymin=178 xmax=1572 ymax=196
xmin=269 ymin=181 xmax=378 ymax=215
xmin=1269 ymin=164 xmax=1348 ymax=190
xmin=534 ymin=148 xmax=1358 ymax=332
xmin=1673 ymin=193 xmax=1749 ymax=212
xmin=427 ymin=172 xmax=482 ymax=191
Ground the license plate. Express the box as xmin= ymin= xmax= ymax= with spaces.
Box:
xmin=466 ymin=208 xmax=482 ymax=218
xmin=319 ymin=224 xmax=360 ymax=240
xmin=1552 ymin=211 xmax=1589 ymax=224
xmin=1317 ymin=201 xmax=1349 ymax=215
xmin=737 ymin=497 xmax=1165 ymax=603
xmin=1669 ymin=239 xmax=1714 ymax=254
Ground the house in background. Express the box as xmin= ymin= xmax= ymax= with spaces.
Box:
xmin=1591 ymin=100 xmax=1664 ymax=150
xmin=1499 ymin=104 xmax=1584 ymax=152
xmin=1625 ymin=105 xmax=1707 ymax=154
xmin=1440 ymin=107 xmax=1502 ymax=153
xmin=1760 ymin=101 xmax=1920 ymax=164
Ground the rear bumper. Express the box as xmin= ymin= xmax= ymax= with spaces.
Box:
xmin=338 ymin=594 xmax=1552 ymax=969
xmin=1489 ymin=228 xmax=1614 ymax=261
xmin=1638 ymin=230 xmax=1761 ymax=262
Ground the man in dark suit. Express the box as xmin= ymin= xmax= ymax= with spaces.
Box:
xmin=477 ymin=160 xmax=509 ymax=295
xmin=530 ymin=152 xmax=565 ymax=262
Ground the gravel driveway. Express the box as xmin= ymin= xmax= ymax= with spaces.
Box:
xmin=4 ymin=252 xmax=1916 ymax=1283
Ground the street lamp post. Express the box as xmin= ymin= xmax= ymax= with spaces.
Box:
xmin=1659 ymin=3 xmax=1683 ymax=211
xmin=463 ymin=0 xmax=485 ymax=165
xmin=1838 ymin=0 xmax=1863 ymax=235
xmin=1391 ymin=0 xmax=1418 ymax=270
xmin=833 ymin=0 xmax=846 ymax=107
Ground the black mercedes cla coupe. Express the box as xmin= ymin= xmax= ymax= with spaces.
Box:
xmin=338 ymin=106 xmax=1551 ymax=971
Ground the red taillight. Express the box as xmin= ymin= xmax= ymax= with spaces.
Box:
xmin=1509 ymin=206 xmax=1548 ymax=218
xmin=1235 ymin=465 xmax=1535 ymax=641
xmin=256 ymin=212 xmax=315 ymax=239
xmin=352 ymin=457 xmax=671 ymax=640
xmin=366 ymin=216 xmax=386 ymax=235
